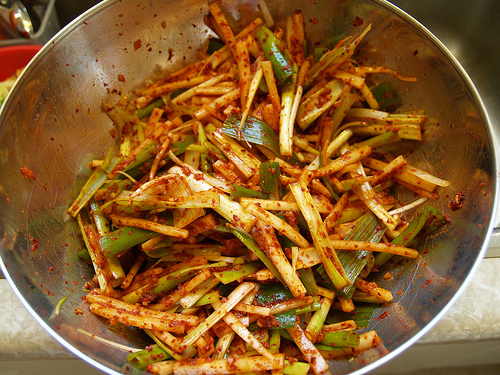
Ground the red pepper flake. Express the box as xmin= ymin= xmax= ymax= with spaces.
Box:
xmin=448 ymin=191 xmax=465 ymax=211
xmin=30 ymin=236 xmax=39 ymax=252
xmin=75 ymin=308 xmax=84 ymax=315
xmin=378 ymin=311 xmax=389 ymax=321
xmin=49 ymin=266 xmax=54 ymax=272
xmin=353 ymin=16 xmax=363 ymax=26
xmin=118 ymin=74 xmax=126 ymax=82
xmin=413 ymin=49 xmax=419 ymax=56
xmin=134 ymin=39 xmax=142 ymax=50
xmin=20 ymin=166 xmax=36 ymax=180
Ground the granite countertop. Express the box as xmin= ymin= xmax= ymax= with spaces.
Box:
xmin=1 ymin=256 xmax=500 ymax=363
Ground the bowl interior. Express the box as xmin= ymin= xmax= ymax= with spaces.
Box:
xmin=0 ymin=0 xmax=495 ymax=374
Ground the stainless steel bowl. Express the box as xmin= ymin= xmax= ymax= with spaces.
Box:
xmin=0 ymin=0 xmax=496 ymax=374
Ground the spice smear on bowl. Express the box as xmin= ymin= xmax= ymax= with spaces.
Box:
xmin=68 ymin=1 xmax=452 ymax=373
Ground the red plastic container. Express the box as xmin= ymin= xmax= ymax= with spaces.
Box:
xmin=0 ymin=44 xmax=42 ymax=81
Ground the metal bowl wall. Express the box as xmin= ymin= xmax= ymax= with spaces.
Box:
xmin=0 ymin=0 xmax=495 ymax=374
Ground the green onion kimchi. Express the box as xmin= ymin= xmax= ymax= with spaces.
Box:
xmin=69 ymin=1 xmax=451 ymax=374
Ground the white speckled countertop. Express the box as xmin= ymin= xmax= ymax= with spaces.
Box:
xmin=1 ymin=256 xmax=500 ymax=373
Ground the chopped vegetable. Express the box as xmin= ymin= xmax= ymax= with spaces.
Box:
xmin=68 ymin=2 xmax=452 ymax=374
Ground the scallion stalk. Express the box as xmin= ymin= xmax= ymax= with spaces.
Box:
xmin=136 ymin=97 xmax=165 ymax=119
xmin=284 ymin=360 xmax=310 ymax=375
xmin=279 ymin=73 xmax=297 ymax=156
xmin=269 ymin=329 xmax=281 ymax=353
xmin=297 ymin=268 xmax=319 ymax=296
xmin=353 ymin=130 xmax=401 ymax=150
xmin=305 ymin=297 xmax=333 ymax=342
xmin=318 ymin=331 xmax=360 ymax=348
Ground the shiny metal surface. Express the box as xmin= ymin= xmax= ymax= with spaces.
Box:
xmin=0 ymin=0 xmax=495 ymax=374
xmin=389 ymin=0 xmax=500 ymax=256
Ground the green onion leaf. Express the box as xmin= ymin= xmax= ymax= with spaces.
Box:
xmin=136 ymin=97 xmax=164 ymax=119
xmin=297 ymin=268 xmax=319 ymax=296
xmin=170 ymin=88 xmax=189 ymax=99
xmin=375 ymin=205 xmax=443 ymax=267
xmin=127 ymin=346 xmax=171 ymax=370
xmin=223 ymin=114 xmax=300 ymax=165
xmin=295 ymin=297 xmax=322 ymax=314
xmin=230 ymin=184 xmax=269 ymax=200
xmin=223 ymin=114 xmax=280 ymax=157
xmin=259 ymin=161 xmax=281 ymax=195
xmin=326 ymin=305 xmax=377 ymax=328
xmin=100 ymin=226 xmax=158 ymax=258
xmin=207 ymin=38 xmax=225 ymax=54
xmin=123 ymin=140 xmax=158 ymax=173
xmin=315 ymin=211 xmax=385 ymax=298
xmin=371 ymin=82 xmax=403 ymax=113
xmin=416 ymin=205 xmax=450 ymax=239
xmin=213 ymin=261 xmax=260 ymax=284
xmin=255 ymin=25 xmax=296 ymax=85
xmin=229 ymin=228 xmax=286 ymax=285
xmin=255 ymin=283 xmax=293 ymax=306
xmin=273 ymin=309 xmax=297 ymax=329
xmin=313 ymin=47 xmax=329 ymax=62
xmin=68 ymin=149 xmax=122 ymax=217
